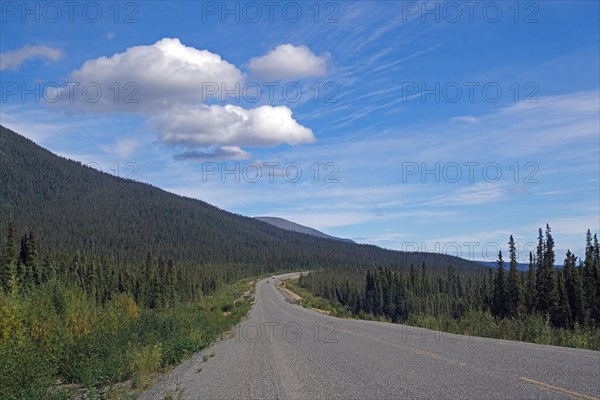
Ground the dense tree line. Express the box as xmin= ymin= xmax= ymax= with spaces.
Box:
xmin=299 ymin=226 xmax=600 ymax=331
xmin=0 ymin=219 xmax=283 ymax=308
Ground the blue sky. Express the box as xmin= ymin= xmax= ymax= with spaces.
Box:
xmin=1 ymin=1 xmax=598 ymax=263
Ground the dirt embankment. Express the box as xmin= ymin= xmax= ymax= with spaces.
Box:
xmin=275 ymin=279 xmax=331 ymax=315
xmin=276 ymin=284 xmax=302 ymax=303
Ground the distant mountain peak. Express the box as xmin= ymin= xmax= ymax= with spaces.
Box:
xmin=254 ymin=216 xmax=356 ymax=244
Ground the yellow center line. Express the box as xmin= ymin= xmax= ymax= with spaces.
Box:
xmin=519 ymin=377 xmax=599 ymax=400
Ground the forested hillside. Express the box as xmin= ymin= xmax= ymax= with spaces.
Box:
xmin=0 ymin=125 xmax=481 ymax=272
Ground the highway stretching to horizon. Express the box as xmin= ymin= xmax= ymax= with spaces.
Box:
xmin=143 ymin=273 xmax=600 ymax=400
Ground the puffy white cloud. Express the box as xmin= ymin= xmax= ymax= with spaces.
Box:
xmin=50 ymin=38 xmax=244 ymax=113
xmin=0 ymin=45 xmax=63 ymax=71
xmin=155 ymin=104 xmax=315 ymax=147
xmin=248 ymin=44 xmax=329 ymax=79
xmin=46 ymin=38 xmax=318 ymax=159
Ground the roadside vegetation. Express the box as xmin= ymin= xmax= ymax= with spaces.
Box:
xmin=0 ymin=221 xmax=258 ymax=399
xmin=289 ymin=227 xmax=600 ymax=351
xmin=0 ymin=275 xmax=253 ymax=399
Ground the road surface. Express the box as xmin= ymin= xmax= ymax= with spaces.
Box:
xmin=142 ymin=273 xmax=599 ymax=399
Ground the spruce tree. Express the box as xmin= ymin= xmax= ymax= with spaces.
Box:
xmin=492 ymin=251 xmax=508 ymax=319
xmin=582 ymin=230 xmax=597 ymax=326
xmin=537 ymin=225 xmax=557 ymax=315
xmin=507 ymin=235 xmax=523 ymax=318
xmin=525 ymin=252 xmax=537 ymax=314
xmin=591 ymin=234 xmax=600 ymax=325
xmin=0 ymin=220 xmax=18 ymax=291
xmin=553 ymin=270 xmax=570 ymax=328
xmin=564 ymin=250 xmax=584 ymax=326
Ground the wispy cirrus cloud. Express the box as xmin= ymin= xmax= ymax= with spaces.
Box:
xmin=0 ymin=45 xmax=63 ymax=71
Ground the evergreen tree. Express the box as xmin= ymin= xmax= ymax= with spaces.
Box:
xmin=537 ymin=225 xmax=557 ymax=315
xmin=19 ymin=231 xmax=38 ymax=288
xmin=492 ymin=251 xmax=508 ymax=319
xmin=483 ymin=268 xmax=494 ymax=311
xmin=553 ymin=270 xmax=570 ymax=328
xmin=564 ymin=250 xmax=584 ymax=326
xmin=525 ymin=252 xmax=537 ymax=314
xmin=0 ymin=220 xmax=18 ymax=291
xmin=591 ymin=234 xmax=600 ymax=325
xmin=507 ymin=235 xmax=523 ymax=318
xmin=582 ymin=229 xmax=598 ymax=326
xmin=365 ymin=270 xmax=374 ymax=314
xmin=374 ymin=268 xmax=384 ymax=315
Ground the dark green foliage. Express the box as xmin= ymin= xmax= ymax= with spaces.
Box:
xmin=492 ymin=251 xmax=507 ymax=319
xmin=536 ymin=225 xmax=557 ymax=314
xmin=553 ymin=270 xmax=570 ymax=328
xmin=0 ymin=220 xmax=17 ymax=291
xmin=298 ymin=228 xmax=600 ymax=348
xmin=582 ymin=230 xmax=600 ymax=325
xmin=507 ymin=236 xmax=523 ymax=318
xmin=525 ymin=252 xmax=536 ymax=314
xmin=564 ymin=250 xmax=584 ymax=326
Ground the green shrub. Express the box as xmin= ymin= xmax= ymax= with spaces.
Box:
xmin=0 ymin=277 xmax=257 ymax=398
xmin=129 ymin=344 xmax=162 ymax=389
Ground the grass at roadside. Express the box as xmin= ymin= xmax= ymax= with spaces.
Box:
xmin=0 ymin=278 xmax=257 ymax=400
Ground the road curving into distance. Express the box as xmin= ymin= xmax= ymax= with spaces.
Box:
xmin=142 ymin=273 xmax=600 ymax=400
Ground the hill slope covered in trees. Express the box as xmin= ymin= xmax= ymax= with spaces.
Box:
xmin=0 ymin=125 xmax=483 ymax=272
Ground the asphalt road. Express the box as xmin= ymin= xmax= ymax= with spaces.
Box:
xmin=142 ymin=273 xmax=600 ymax=400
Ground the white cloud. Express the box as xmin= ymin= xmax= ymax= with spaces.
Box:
xmin=50 ymin=37 xmax=244 ymax=114
xmin=155 ymin=104 xmax=315 ymax=147
xmin=248 ymin=44 xmax=329 ymax=79
xmin=45 ymin=38 xmax=316 ymax=158
xmin=0 ymin=45 xmax=63 ymax=71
